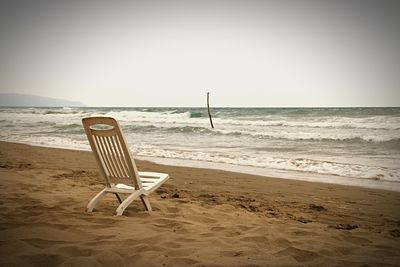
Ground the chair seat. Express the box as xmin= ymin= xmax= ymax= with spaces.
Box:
xmin=115 ymin=171 xmax=169 ymax=193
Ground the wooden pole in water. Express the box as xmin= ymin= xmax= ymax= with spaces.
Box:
xmin=207 ymin=92 xmax=214 ymax=128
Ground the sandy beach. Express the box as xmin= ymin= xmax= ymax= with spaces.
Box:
xmin=0 ymin=141 xmax=399 ymax=266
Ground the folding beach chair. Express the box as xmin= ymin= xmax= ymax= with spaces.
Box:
xmin=82 ymin=117 xmax=169 ymax=216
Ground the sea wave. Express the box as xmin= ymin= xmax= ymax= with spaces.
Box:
xmin=1 ymin=112 xmax=398 ymax=143
xmin=103 ymin=110 xmax=192 ymax=122
xmin=214 ymin=128 xmax=400 ymax=143
xmin=190 ymin=111 xmax=205 ymax=118
xmin=98 ymin=110 xmax=400 ymax=130
xmin=212 ymin=116 xmax=400 ymax=130
xmin=121 ymin=122 xmax=400 ymax=143
xmin=132 ymin=146 xmax=400 ymax=183
xmin=1 ymin=107 xmax=399 ymax=130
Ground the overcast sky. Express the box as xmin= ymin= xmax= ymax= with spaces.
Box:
xmin=0 ymin=0 xmax=399 ymax=107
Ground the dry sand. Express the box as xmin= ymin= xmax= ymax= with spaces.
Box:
xmin=0 ymin=141 xmax=399 ymax=267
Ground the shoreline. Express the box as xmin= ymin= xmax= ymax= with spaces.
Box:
xmin=140 ymin=156 xmax=400 ymax=192
xmin=2 ymin=139 xmax=399 ymax=192
xmin=1 ymin=141 xmax=400 ymax=266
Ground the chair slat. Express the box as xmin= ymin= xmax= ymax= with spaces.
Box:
xmin=114 ymin=135 xmax=131 ymax=178
xmin=111 ymin=136 xmax=129 ymax=178
xmin=106 ymin=136 xmax=125 ymax=178
xmin=102 ymin=136 xmax=120 ymax=178
xmin=97 ymin=135 xmax=117 ymax=177
xmin=93 ymin=135 xmax=112 ymax=177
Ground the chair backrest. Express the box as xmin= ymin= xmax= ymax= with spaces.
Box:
xmin=82 ymin=117 xmax=142 ymax=189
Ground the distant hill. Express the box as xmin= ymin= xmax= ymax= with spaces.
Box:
xmin=0 ymin=93 xmax=85 ymax=107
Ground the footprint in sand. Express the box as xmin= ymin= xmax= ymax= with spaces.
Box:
xmin=274 ymin=237 xmax=291 ymax=248
xmin=274 ymin=246 xmax=319 ymax=263
xmin=94 ymin=251 xmax=125 ymax=266
xmin=58 ymin=256 xmax=102 ymax=267
xmin=152 ymin=218 xmax=185 ymax=229
xmin=341 ymin=235 xmax=372 ymax=245
xmin=21 ymin=238 xmax=71 ymax=249
xmin=55 ymin=245 xmax=94 ymax=257
xmin=166 ymin=207 xmax=180 ymax=213
xmin=240 ymin=235 xmax=270 ymax=244
xmin=168 ymin=257 xmax=199 ymax=266
xmin=236 ymin=225 xmax=253 ymax=232
xmin=220 ymin=250 xmax=245 ymax=257
xmin=160 ymin=241 xmax=182 ymax=249
xmin=210 ymin=226 xmax=225 ymax=231
xmin=23 ymin=254 xmax=65 ymax=267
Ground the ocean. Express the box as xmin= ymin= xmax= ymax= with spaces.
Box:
xmin=1 ymin=107 xmax=399 ymax=191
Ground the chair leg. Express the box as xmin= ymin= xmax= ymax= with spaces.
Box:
xmin=140 ymin=195 xmax=152 ymax=212
xmin=87 ymin=188 xmax=107 ymax=212
xmin=114 ymin=193 xmax=123 ymax=204
xmin=115 ymin=191 xmax=142 ymax=216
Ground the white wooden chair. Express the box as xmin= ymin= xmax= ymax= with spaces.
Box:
xmin=82 ymin=117 xmax=169 ymax=216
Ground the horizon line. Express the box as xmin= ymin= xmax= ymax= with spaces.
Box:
xmin=1 ymin=105 xmax=399 ymax=109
